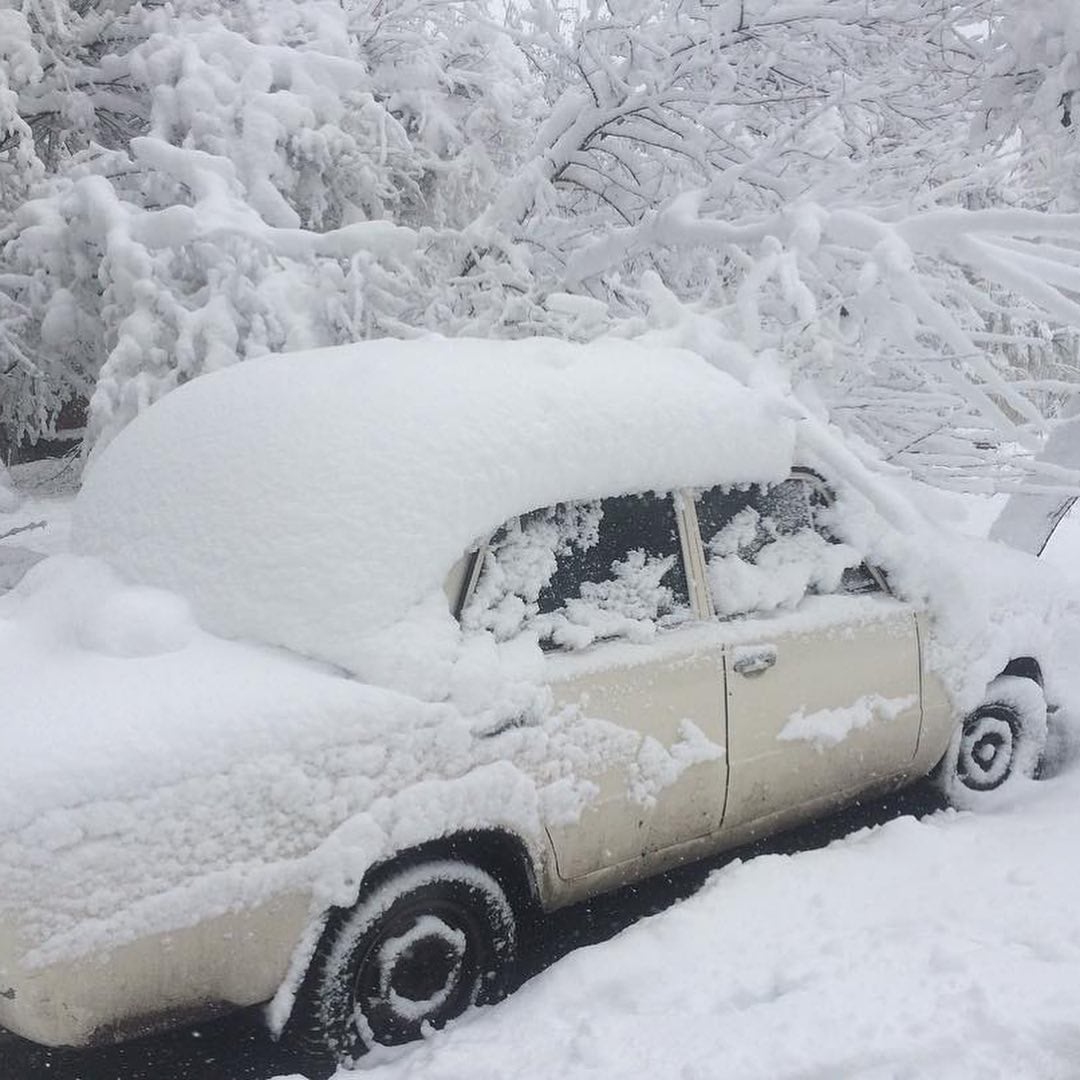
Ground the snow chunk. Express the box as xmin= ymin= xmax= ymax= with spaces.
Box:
xmin=78 ymin=585 xmax=197 ymax=658
xmin=778 ymin=693 xmax=918 ymax=749
xmin=3 ymin=554 xmax=194 ymax=658
xmin=629 ymin=720 xmax=725 ymax=807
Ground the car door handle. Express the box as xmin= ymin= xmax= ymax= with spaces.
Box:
xmin=732 ymin=645 xmax=778 ymax=677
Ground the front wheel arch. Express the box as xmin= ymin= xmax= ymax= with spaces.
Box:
xmin=367 ymin=829 xmax=543 ymax=929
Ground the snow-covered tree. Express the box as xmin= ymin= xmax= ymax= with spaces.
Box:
xmin=978 ymin=1 xmax=1080 ymax=208
xmin=3 ymin=0 xmax=1080 ymax=501
xmin=484 ymin=0 xmax=1080 ymax=493
xmin=0 ymin=0 xmax=151 ymax=450
xmin=0 ymin=0 xmax=540 ymax=450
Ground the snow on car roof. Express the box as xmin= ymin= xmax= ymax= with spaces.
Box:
xmin=73 ymin=335 xmax=795 ymax=674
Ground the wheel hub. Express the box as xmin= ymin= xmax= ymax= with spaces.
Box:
xmin=376 ymin=915 xmax=468 ymax=1022
xmin=957 ymin=713 xmax=1015 ymax=791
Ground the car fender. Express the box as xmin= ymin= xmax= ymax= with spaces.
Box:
xmin=267 ymin=760 xmax=549 ymax=1035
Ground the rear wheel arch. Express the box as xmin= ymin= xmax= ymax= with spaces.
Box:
xmin=281 ymin=828 xmax=542 ymax=1063
xmin=362 ymin=829 xmax=544 ymax=926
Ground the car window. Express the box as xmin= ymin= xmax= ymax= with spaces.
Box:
xmin=461 ymin=492 xmax=691 ymax=649
xmin=694 ymin=477 xmax=873 ymax=618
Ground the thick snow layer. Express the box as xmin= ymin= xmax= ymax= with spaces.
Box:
xmin=73 ymin=336 xmax=795 ymax=682
xmin=0 ymin=556 xmax=634 ymax=967
xmin=294 ymin=761 xmax=1080 ymax=1080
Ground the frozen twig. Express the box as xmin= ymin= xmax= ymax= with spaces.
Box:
xmin=0 ymin=521 xmax=46 ymax=543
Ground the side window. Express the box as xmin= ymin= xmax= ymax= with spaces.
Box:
xmin=695 ymin=477 xmax=872 ymax=619
xmin=461 ymin=492 xmax=691 ymax=649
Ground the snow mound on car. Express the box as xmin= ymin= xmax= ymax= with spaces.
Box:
xmin=73 ymin=336 xmax=795 ymax=678
xmin=9 ymin=554 xmax=196 ymax=658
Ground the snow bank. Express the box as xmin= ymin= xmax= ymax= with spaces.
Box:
xmin=73 ymin=336 xmax=794 ymax=684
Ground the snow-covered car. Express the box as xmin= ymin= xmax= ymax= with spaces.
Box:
xmin=0 ymin=337 xmax=1066 ymax=1063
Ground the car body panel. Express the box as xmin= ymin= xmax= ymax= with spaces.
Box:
xmin=534 ymin=597 xmax=932 ymax=903
xmin=543 ymin=637 xmax=728 ymax=881
xmin=721 ymin=600 xmax=922 ymax=832
xmin=0 ymin=894 xmax=309 ymax=1047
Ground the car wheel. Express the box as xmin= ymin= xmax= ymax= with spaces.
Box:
xmin=935 ymin=675 xmax=1048 ymax=808
xmin=289 ymin=859 xmax=517 ymax=1063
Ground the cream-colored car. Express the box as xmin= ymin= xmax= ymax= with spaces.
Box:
xmin=0 ymin=338 xmax=1051 ymax=1064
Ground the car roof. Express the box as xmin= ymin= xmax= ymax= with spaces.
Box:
xmin=73 ymin=335 xmax=796 ymax=674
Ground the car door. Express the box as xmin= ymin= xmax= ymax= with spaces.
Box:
xmin=689 ymin=476 xmax=923 ymax=834
xmin=461 ymin=491 xmax=729 ymax=882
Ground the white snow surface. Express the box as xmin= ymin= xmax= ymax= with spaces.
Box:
xmin=73 ymin=335 xmax=794 ymax=687
xmin=778 ymin=693 xmax=918 ymax=748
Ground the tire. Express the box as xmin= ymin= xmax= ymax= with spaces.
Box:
xmin=934 ymin=675 xmax=1048 ymax=808
xmin=288 ymin=859 xmax=517 ymax=1064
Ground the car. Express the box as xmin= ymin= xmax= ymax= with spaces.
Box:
xmin=0 ymin=335 xmax=1060 ymax=1065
